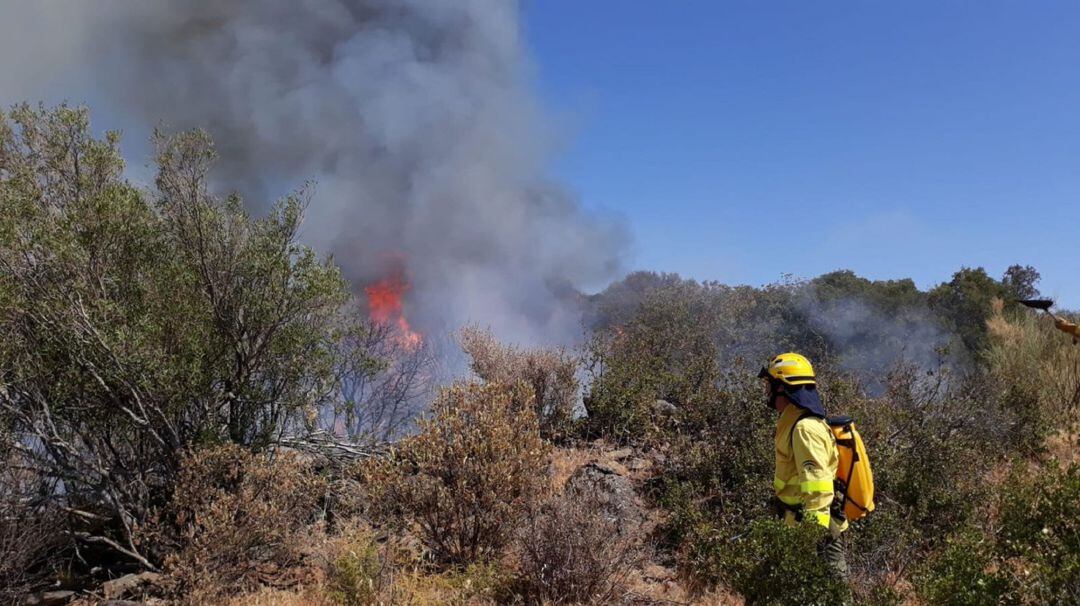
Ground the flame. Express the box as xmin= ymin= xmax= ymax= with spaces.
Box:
xmin=365 ymin=265 xmax=422 ymax=350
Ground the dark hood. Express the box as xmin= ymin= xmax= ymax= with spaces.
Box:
xmin=786 ymin=385 xmax=827 ymax=418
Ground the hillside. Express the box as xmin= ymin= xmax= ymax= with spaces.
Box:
xmin=3 ymin=106 xmax=1078 ymax=605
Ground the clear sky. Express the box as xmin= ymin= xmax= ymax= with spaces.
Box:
xmin=523 ymin=2 xmax=1080 ymax=307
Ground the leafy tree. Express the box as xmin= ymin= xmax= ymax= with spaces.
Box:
xmin=928 ymin=267 xmax=1009 ymax=356
xmin=1001 ymin=263 xmax=1041 ymax=301
xmin=0 ymin=104 xmax=377 ymax=569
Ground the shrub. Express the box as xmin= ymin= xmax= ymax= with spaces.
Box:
xmin=582 ymin=281 xmax=724 ymax=441
xmin=459 ymin=326 xmax=578 ymax=440
xmin=0 ymin=104 xmax=377 ymax=568
xmin=515 ymin=488 xmax=643 ymax=604
xmin=855 ymin=364 xmax=993 ymax=537
xmin=362 ymin=381 xmax=549 ymax=566
xmin=996 ymin=461 xmax=1079 ymax=604
xmin=681 ymin=518 xmax=848 ymax=605
xmin=0 ymin=454 xmax=64 ymax=602
xmin=145 ymin=445 xmax=327 ymax=601
xmin=323 ymin=526 xmax=388 ymax=606
xmin=917 ymin=530 xmax=1011 ymax=606
xmin=321 ymin=525 xmax=511 ymax=606
xmin=985 ymin=299 xmax=1080 ymax=451
xmin=914 ymin=461 xmax=1078 ymax=606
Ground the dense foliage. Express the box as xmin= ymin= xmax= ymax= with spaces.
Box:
xmin=583 ymin=267 xmax=1077 ymax=604
xmin=0 ymin=104 xmax=377 ymax=577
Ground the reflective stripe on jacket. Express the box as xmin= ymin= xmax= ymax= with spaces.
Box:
xmin=773 ymin=403 xmax=847 ymax=534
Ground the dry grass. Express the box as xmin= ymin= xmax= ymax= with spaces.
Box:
xmin=548 ymin=446 xmax=595 ymax=491
xmin=986 ymin=298 xmax=1080 ymax=430
xmin=226 ymin=587 xmax=333 ymax=606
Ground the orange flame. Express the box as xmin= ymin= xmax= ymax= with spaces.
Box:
xmin=365 ymin=266 xmax=422 ymax=350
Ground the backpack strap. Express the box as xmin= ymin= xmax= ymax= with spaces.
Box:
xmin=788 ymin=409 xmax=818 ymax=452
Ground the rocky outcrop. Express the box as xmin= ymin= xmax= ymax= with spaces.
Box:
xmin=101 ymin=572 xmax=162 ymax=600
xmin=21 ymin=591 xmax=74 ymax=606
xmin=564 ymin=461 xmax=647 ymax=535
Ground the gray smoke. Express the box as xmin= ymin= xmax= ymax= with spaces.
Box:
xmin=0 ymin=0 xmax=626 ymax=344
xmin=795 ymin=289 xmax=956 ymax=394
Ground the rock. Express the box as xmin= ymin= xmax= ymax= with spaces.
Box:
xmin=588 ymin=460 xmax=623 ymax=476
xmin=565 ymin=462 xmax=646 ymax=534
xmin=22 ymin=591 xmax=75 ymax=606
xmin=102 ymin=572 xmax=162 ymax=599
xmin=643 ymin=564 xmax=675 ymax=581
xmin=607 ymin=447 xmax=633 ymax=460
xmin=652 ymin=399 xmax=677 ymax=415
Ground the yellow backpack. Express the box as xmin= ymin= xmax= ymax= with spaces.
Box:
xmin=826 ymin=415 xmax=875 ymax=521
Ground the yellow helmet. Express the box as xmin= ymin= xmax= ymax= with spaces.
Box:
xmin=758 ymin=352 xmax=816 ymax=386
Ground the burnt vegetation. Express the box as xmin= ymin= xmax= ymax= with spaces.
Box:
xmin=2 ymin=105 xmax=1078 ymax=605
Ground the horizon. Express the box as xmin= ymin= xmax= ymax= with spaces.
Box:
xmin=526 ymin=1 xmax=1080 ymax=308
xmin=2 ymin=2 xmax=1076 ymax=313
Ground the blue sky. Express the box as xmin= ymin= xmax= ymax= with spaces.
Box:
xmin=524 ymin=2 xmax=1080 ymax=307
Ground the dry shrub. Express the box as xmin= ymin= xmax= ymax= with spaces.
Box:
xmin=0 ymin=455 xmax=63 ymax=603
xmin=460 ymin=326 xmax=579 ymax=440
xmin=515 ymin=488 xmax=643 ymax=605
xmin=147 ymin=444 xmax=327 ymax=602
xmin=363 ymin=381 xmax=549 ymax=566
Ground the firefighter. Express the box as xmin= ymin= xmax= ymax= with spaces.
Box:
xmin=1055 ymin=317 xmax=1080 ymax=339
xmin=759 ymin=353 xmax=849 ymax=583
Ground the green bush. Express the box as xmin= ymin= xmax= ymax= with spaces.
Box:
xmin=582 ymin=280 xmax=723 ymax=441
xmin=682 ymin=519 xmax=848 ymax=605
xmin=996 ymin=461 xmax=1079 ymax=605
xmin=326 ymin=529 xmax=383 ymax=606
xmin=0 ymin=104 xmax=378 ymax=570
xmin=918 ymin=529 xmax=1011 ymax=606
xmin=915 ymin=462 xmax=1079 ymax=606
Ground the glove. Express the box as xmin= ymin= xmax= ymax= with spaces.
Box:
xmin=1055 ymin=318 xmax=1080 ymax=337
xmin=768 ymin=496 xmax=787 ymax=518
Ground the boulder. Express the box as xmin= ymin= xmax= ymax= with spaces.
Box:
xmin=102 ymin=572 xmax=162 ymax=599
xmin=565 ymin=461 xmax=646 ymax=534
xmin=652 ymin=399 xmax=677 ymax=415
xmin=22 ymin=591 xmax=75 ymax=606
xmin=643 ymin=564 xmax=676 ymax=581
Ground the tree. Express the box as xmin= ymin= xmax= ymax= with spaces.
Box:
xmin=1001 ymin=264 xmax=1041 ymax=301
xmin=928 ymin=267 xmax=1009 ymax=356
xmin=0 ymin=104 xmax=378 ymax=569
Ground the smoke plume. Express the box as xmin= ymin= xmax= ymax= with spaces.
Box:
xmin=795 ymin=289 xmax=956 ymax=394
xmin=0 ymin=0 xmax=627 ymax=344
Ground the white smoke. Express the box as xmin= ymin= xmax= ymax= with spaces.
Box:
xmin=0 ymin=0 xmax=627 ymax=344
xmin=795 ymin=289 xmax=956 ymax=394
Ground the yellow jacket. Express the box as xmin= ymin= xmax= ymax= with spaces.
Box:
xmin=1055 ymin=318 xmax=1080 ymax=338
xmin=774 ymin=404 xmax=847 ymax=535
